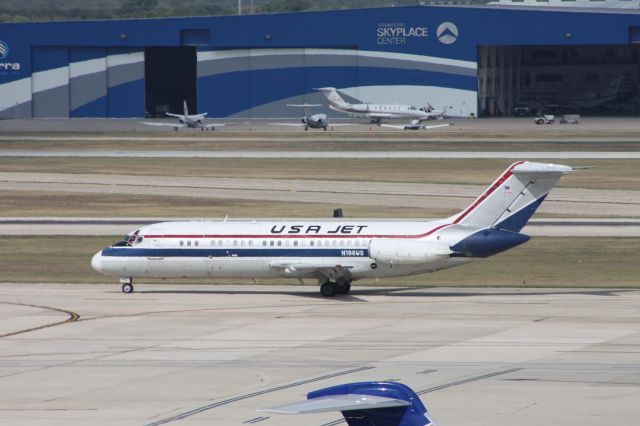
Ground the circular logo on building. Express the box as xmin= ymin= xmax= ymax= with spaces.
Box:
xmin=437 ymin=22 xmax=458 ymax=45
xmin=0 ymin=41 xmax=8 ymax=59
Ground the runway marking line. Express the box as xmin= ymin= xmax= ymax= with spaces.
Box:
xmin=145 ymin=366 xmax=374 ymax=426
xmin=0 ymin=302 xmax=80 ymax=338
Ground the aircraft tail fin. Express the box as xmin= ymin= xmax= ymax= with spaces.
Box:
xmin=452 ymin=161 xmax=573 ymax=232
xmin=315 ymin=87 xmax=351 ymax=109
xmin=261 ymin=381 xmax=437 ymax=426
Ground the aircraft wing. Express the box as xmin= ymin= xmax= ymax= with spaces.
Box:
xmin=380 ymin=123 xmax=452 ymax=130
xmin=202 ymin=122 xmax=241 ymax=129
xmin=140 ymin=122 xmax=185 ymax=128
xmin=268 ymin=260 xmax=355 ymax=278
xmin=261 ymin=394 xmax=409 ymax=414
xmin=421 ymin=123 xmax=452 ymax=130
xmin=165 ymin=113 xmax=184 ymax=118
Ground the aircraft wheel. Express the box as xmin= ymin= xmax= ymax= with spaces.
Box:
xmin=320 ymin=281 xmax=337 ymax=297
xmin=122 ymin=283 xmax=134 ymax=294
xmin=323 ymin=127 xmax=327 ymax=131
xmin=304 ymin=125 xmax=309 ymax=131
xmin=338 ymin=282 xmax=351 ymax=295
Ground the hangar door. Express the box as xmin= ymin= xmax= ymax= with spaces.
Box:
xmin=144 ymin=47 xmax=197 ymax=117
xmin=477 ymin=45 xmax=640 ymax=117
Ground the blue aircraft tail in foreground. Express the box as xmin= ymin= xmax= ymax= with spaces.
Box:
xmin=261 ymin=381 xmax=438 ymax=426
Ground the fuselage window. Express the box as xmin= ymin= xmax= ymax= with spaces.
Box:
xmin=333 ymin=240 xmax=338 ymax=247
xmin=277 ymin=240 xmax=282 ymax=246
xmin=285 ymin=240 xmax=290 ymax=247
xmin=194 ymin=240 xmax=199 ymax=246
xmin=263 ymin=240 xmax=267 ymax=246
xmin=180 ymin=240 xmax=184 ymax=246
xmin=249 ymin=240 xmax=253 ymax=247
xmin=241 ymin=240 xmax=245 ymax=247
xmin=270 ymin=240 xmax=275 ymax=246
xmin=233 ymin=240 xmax=238 ymax=246
xmin=187 ymin=241 xmax=191 ymax=247
xmin=294 ymin=241 xmax=298 ymax=246
xmin=310 ymin=241 xmax=314 ymax=247
xmin=340 ymin=240 xmax=345 ymax=247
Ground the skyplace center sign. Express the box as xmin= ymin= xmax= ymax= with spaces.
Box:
xmin=377 ymin=23 xmax=429 ymax=45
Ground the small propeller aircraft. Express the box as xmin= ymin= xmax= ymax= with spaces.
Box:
xmin=269 ymin=104 xmax=356 ymax=131
xmin=141 ymin=100 xmax=237 ymax=131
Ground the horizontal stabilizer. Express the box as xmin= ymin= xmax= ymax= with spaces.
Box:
xmin=260 ymin=394 xmax=409 ymax=414
xmin=286 ymin=103 xmax=322 ymax=108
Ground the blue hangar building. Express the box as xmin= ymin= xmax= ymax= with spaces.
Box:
xmin=1 ymin=5 xmax=640 ymax=119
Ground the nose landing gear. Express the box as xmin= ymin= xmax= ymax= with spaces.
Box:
xmin=120 ymin=277 xmax=134 ymax=294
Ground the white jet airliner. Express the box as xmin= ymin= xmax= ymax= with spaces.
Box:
xmin=315 ymin=87 xmax=445 ymax=123
xmin=91 ymin=161 xmax=572 ymax=297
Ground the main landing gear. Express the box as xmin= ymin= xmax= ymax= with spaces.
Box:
xmin=120 ymin=277 xmax=133 ymax=294
xmin=320 ymin=280 xmax=351 ymax=297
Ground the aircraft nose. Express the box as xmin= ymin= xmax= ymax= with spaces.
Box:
xmin=91 ymin=251 xmax=103 ymax=273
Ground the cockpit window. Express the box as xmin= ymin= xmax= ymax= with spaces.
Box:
xmin=112 ymin=230 xmax=141 ymax=247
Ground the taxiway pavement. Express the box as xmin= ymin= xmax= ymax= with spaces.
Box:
xmin=2 ymin=172 xmax=639 ymax=218
xmin=2 ymin=149 xmax=639 ymax=159
xmin=0 ymin=284 xmax=638 ymax=426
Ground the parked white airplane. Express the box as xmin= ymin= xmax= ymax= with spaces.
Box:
xmin=141 ymin=100 xmax=235 ymax=131
xmin=269 ymin=104 xmax=355 ymax=131
xmin=91 ymin=161 xmax=572 ymax=297
xmin=315 ymin=87 xmax=445 ymax=123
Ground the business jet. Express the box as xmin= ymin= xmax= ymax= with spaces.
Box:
xmin=261 ymin=381 xmax=439 ymax=426
xmin=269 ymin=104 xmax=355 ymax=131
xmin=91 ymin=161 xmax=572 ymax=297
xmin=315 ymin=87 xmax=445 ymax=123
xmin=141 ymin=100 xmax=236 ymax=131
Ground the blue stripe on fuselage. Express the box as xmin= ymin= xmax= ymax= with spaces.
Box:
xmin=102 ymin=247 xmax=369 ymax=258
